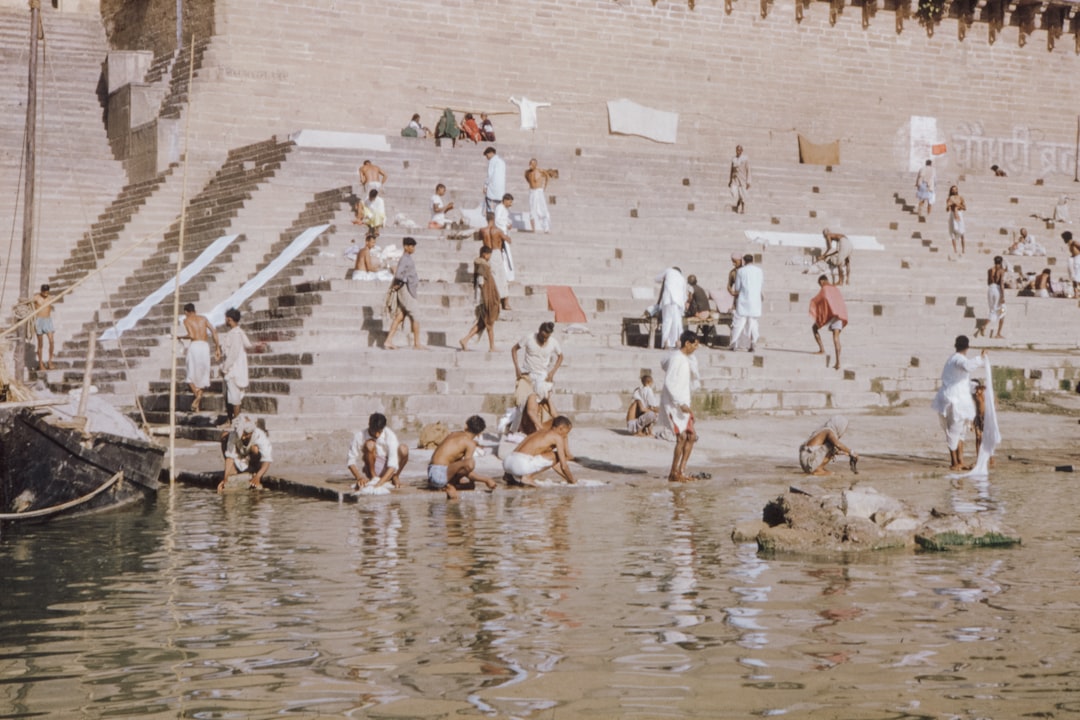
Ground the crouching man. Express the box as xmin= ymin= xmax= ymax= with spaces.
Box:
xmin=427 ymin=415 xmax=498 ymax=500
xmin=218 ymin=415 xmax=272 ymax=492
xmin=503 ymin=415 xmax=577 ymax=487
xmin=347 ymin=412 xmax=409 ymax=491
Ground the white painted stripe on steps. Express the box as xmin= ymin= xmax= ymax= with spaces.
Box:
xmin=288 ymin=129 xmax=391 ymax=152
xmin=206 ymin=224 xmax=332 ymax=327
xmin=743 ymin=230 xmax=885 ymax=251
xmin=99 ymin=234 xmax=241 ymax=342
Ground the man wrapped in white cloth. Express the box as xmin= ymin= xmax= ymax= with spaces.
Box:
xmin=626 ymin=374 xmax=660 ymax=436
xmin=729 ymin=254 xmax=763 ymax=352
xmin=1063 ymin=231 xmax=1080 ymax=296
xmin=650 ymin=266 xmax=688 ymax=350
xmin=220 ymin=307 xmax=253 ymax=420
xmin=483 ymin=146 xmax=506 ymax=214
xmin=660 ymin=330 xmax=701 ymax=482
xmin=931 ymin=335 xmax=986 ymax=471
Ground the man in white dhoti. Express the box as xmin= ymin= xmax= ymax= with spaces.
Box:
xmin=728 ymin=145 xmax=751 ymax=214
xmin=653 ymin=266 xmax=688 ymax=350
xmin=220 ymin=307 xmax=253 ymax=421
xmin=1063 ymin=231 xmax=1080 ymax=297
xmin=481 ymin=212 xmax=512 ymax=309
xmin=493 ymin=195 xmax=516 ymax=285
xmin=660 ymin=330 xmax=701 ymax=483
xmin=483 ymin=147 xmax=506 ymax=214
xmin=180 ymin=303 xmax=220 ymax=413
xmin=525 ymin=159 xmax=552 ymax=233
xmin=915 ymin=159 xmax=936 ymax=217
xmin=984 ymin=256 xmax=1006 ymax=339
xmin=729 ymin=254 xmax=763 ymax=352
xmin=931 ymin=335 xmax=987 ymax=471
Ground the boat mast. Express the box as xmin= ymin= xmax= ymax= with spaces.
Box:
xmin=16 ymin=0 xmax=41 ymax=381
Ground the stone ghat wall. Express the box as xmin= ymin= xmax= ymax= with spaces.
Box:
xmin=120 ymin=0 xmax=1080 ymax=179
xmin=100 ymin=0 xmax=213 ymax=57
xmin=179 ymin=0 xmax=1080 ymax=179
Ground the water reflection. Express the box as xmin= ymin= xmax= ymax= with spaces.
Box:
xmin=0 ymin=471 xmax=1077 ymax=718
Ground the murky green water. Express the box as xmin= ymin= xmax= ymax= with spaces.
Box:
xmin=2 ymin=471 xmax=1078 ymax=719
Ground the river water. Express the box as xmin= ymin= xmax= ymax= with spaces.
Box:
xmin=2 ymin=469 xmax=1078 ymax=719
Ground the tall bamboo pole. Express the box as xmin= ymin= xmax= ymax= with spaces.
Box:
xmin=16 ymin=0 xmax=41 ymax=380
xmin=168 ymin=36 xmax=197 ymax=484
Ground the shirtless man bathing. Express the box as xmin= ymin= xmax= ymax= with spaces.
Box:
xmin=32 ymin=284 xmax=56 ymax=370
xmin=503 ymin=415 xmax=577 ymax=487
xmin=180 ymin=303 xmax=221 ymax=412
xmin=427 ymin=415 xmax=498 ymax=500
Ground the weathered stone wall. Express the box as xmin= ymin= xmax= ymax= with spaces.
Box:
xmin=146 ymin=0 xmax=1080 ymax=180
xmin=100 ymin=0 xmax=212 ymax=57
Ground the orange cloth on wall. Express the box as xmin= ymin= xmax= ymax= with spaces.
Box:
xmin=797 ymin=134 xmax=841 ymax=165
xmin=547 ymin=286 xmax=587 ymax=323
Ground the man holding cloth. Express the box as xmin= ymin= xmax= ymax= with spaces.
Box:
xmin=384 ymin=237 xmax=423 ymax=350
xmin=809 ymin=275 xmax=848 ymax=370
xmin=931 ymin=335 xmax=987 ymax=471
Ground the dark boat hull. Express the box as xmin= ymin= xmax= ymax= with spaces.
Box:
xmin=0 ymin=407 xmax=165 ymax=521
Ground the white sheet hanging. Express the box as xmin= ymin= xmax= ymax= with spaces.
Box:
xmin=99 ymin=233 xmax=240 ymax=342
xmin=606 ymin=99 xmax=679 ymax=144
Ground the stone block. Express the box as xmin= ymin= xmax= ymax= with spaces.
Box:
xmin=107 ymin=51 xmax=153 ymax=94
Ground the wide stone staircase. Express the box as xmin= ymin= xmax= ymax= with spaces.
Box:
xmin=39 ymin=133 xmax=1074 ymax=450
xmin=47 ymin=137 xmax=296 ymax=393
xmin=19 ymin=118 xmax=1080 ymax=453
xmin=0 ymin=5 xmax=128 ymax=287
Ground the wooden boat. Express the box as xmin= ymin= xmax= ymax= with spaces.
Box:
xmin=0 ymin=404 xmax=164 ymax=522
xmin=0 ymin=4 xmax=165 ymax=524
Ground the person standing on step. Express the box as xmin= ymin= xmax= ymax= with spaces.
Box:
xmin=661 ymin=330 xmax=701 ymax=483
xmin=483 ymin=146 xmax=506 ymax=215
xmin=384 ymin=237 xmax=424 ymax=350
xmin=946 ymin=184 xmax=967 ymax=255
xmin=347 ymin=412 xmax=409 ymax=491
xmin=181 ymin=302 xmax=220 ymax=413
xmin=915 ymin=159 xmax=936 ymax=218
xmin=31 ymin=283 xmax=56 ymax=370
xmin=358 ymin=160 xmax=387 ymax=196
xmin=653 ymin=266 xmax=688 ymax=350
xmin=459 ymin=245 xmax=501 ymax=352
xmin=1063 ymin=231 xmax=1080 ymax=296
xmin=728 ymin=144 xmax=751 ymax=214
xmin=220 ymin=307 xmax=253 ymax=421
xmin=729 ymin=254 xmax=763 ymax=352
xmin=809 ymin=275 xmax=847 ymax=370
xmin=481 ymin=212 xmax=512 ymax=311
xmin=525 ymin=158 xmax=552 ymax=233
xmin=931 ymin=335 xmax=986 ymax=471
xmin=982 ymin=256 xmax=1006 ymax=339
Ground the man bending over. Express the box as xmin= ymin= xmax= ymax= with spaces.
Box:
xmin=427 ymin=415 xmax=498 ymax=500
xmin=503 ymin=415 xmax=577 ymax=487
